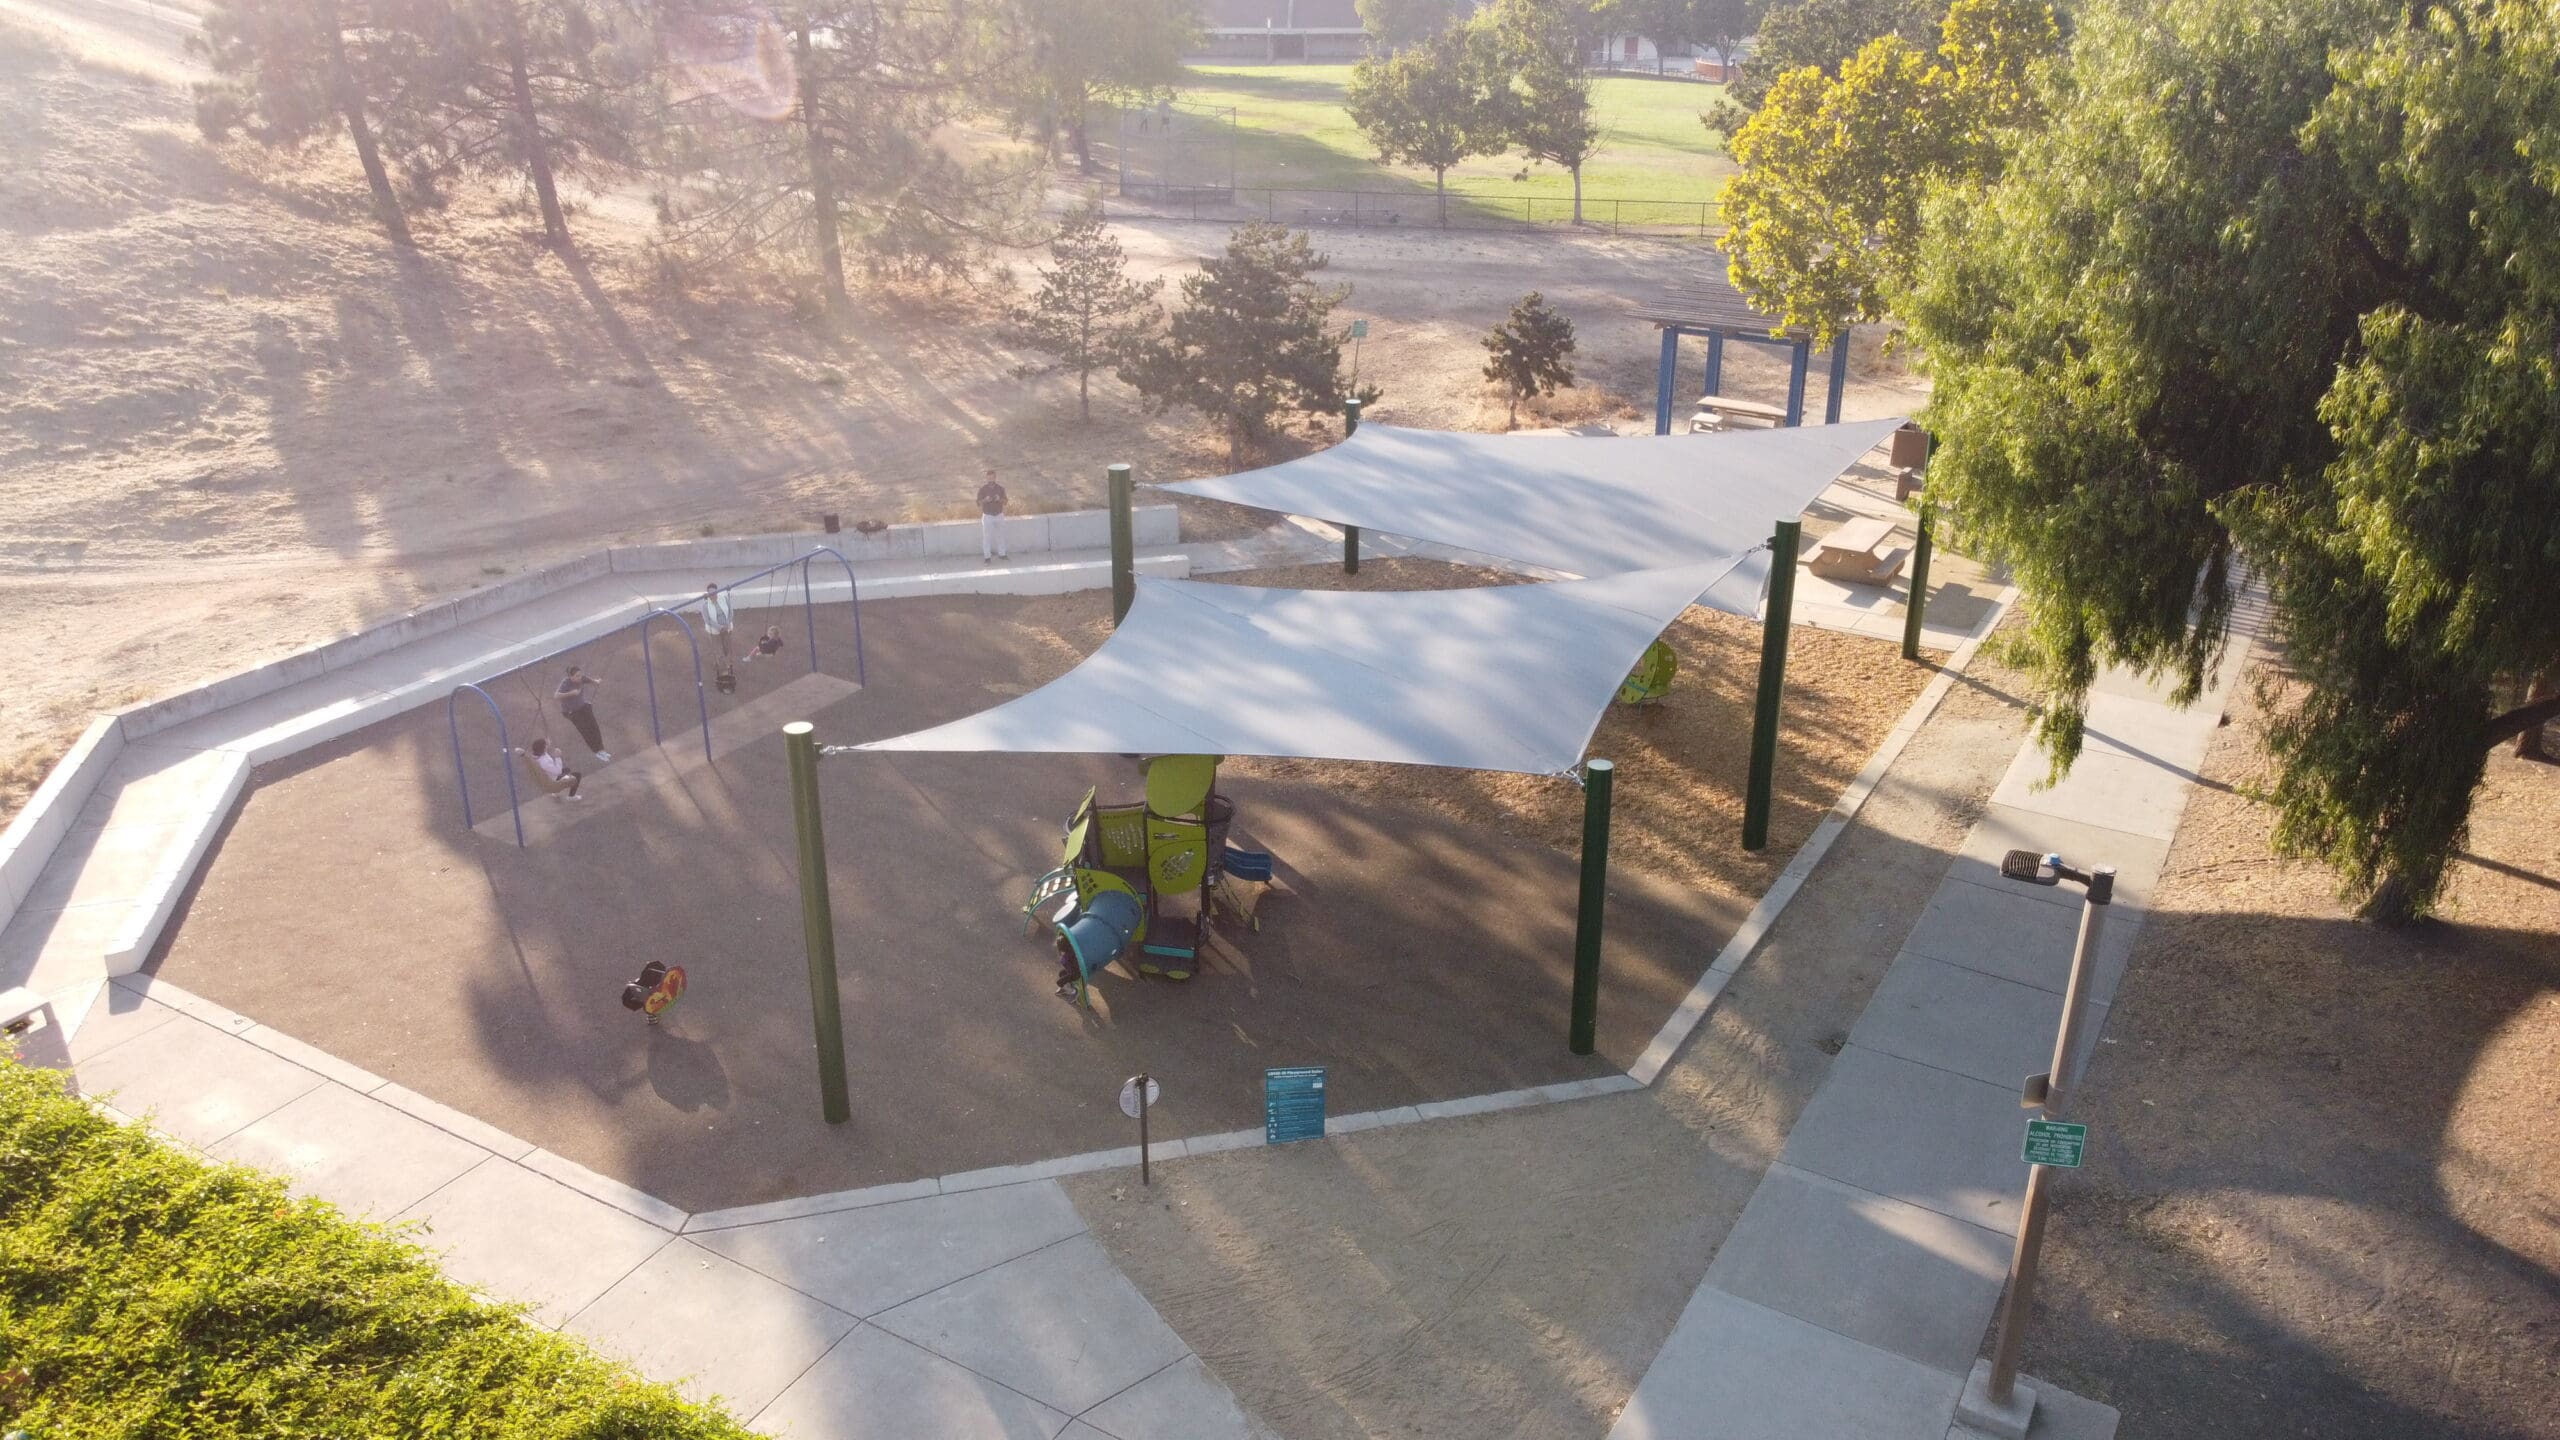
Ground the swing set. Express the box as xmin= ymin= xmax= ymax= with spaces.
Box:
xmin=445 ymin=548 xmax=869 ymax=848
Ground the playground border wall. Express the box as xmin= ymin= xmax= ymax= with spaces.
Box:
xmin=0 ymin=508 xmax=1181 ymax=943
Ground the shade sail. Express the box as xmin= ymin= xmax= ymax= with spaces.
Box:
xmin=857 ymin=561 xmax=1742 ymax=775
xmin=1155 ymin=420 xmax=1906 ymax=591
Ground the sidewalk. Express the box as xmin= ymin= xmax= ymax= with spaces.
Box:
xmin=67 ymin=970 xmax=1271 ymax=1439
xmin=1608 ymin=609 xmax=2264 ymax=1440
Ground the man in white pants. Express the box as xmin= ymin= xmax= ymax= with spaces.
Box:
xmin=977 ymin=468 xmax=1009 ymax=564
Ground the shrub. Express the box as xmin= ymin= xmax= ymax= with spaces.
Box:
xmin=0 ymin=1056 xmax=757 ymax=1438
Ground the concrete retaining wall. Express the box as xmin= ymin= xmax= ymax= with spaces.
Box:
xmin=605 ymin=507 xmax=1180 ymax=576
xmin=0 ymin=717 xmax=124 ymax=935
xmin=114 ymin=554 xmax=618 ymax=743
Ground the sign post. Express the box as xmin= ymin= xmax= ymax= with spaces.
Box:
xmin=1120 ymin=1073 xmax=1161 ymax=1185
xmin=1264 ymin=1066 xmax=1327 ymax=1144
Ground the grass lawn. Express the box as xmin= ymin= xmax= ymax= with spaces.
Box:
xmin=0 ymin=1058 xmax=756 ymax=1438
xmin=1131 ymin=64 xmax=1734 ymax=222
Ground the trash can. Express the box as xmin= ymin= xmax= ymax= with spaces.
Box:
xmin=1889 ymin=423 xmax=1930 ymax=471
xmin=1 ymin=987 xmax=75 ymax=1096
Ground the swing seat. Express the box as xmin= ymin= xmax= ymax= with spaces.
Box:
xmin=515 ymin=751 xmax=578 ymax=796
xmin=1618 ymin=639 xmax=1678 ymax=706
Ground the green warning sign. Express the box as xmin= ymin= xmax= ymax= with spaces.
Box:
xmin=2022 ymin=1119 xmax=2088 ymax=1168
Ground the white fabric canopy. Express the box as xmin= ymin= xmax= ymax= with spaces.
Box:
xmin=1156 ymin=420 xmax=1906 ymax=597
xmin=858 ymin=561 xmax=1741 ymax=774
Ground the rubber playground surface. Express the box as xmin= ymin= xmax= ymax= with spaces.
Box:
xmin=153 ymin=592 xmax=1764 ymax=1212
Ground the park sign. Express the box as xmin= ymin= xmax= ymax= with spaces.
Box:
xmin=2021 ymin=1119 xmax=2088 ymax=1168
xmin=1264 ymin=1066 xmax=1327 ymax=1144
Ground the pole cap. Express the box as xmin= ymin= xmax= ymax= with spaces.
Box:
xmin=783 ymin=721 xmax=814 ymax=737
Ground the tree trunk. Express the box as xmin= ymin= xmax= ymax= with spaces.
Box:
xmin=2484 ymin=681 xmax=2560 ymax=751
xmin=1435 ymin=167 xmax=1448 ymax=227
xmin=2358 ymin=871 xmax=2419 ymax=927
xmin=1073 ymin=114 xmax=1093 ymax=174
xmin=2515 ymin=670 xmax=2554 ymax=759
xmin=1571 ymin=163 xmax=1584 ymax=225
xmin=794 ymin=25 xmax=847 ymax=313
xmin=319 ymin=0 xmax=409 ymax=248
xmin=500 ymin=3 xmax=568 ymax=247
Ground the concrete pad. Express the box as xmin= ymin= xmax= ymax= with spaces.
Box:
xmin=145 ymin=673 xmax=395 ymax=759
xmin=1607 ymin=1288 xmax=1960 ymax=1440
xmin=1990 ymin=747 xmax=2192 ymax=843
xmin=684 ymin=1177 xmax=943 ymax=1234
xmin=1079 ymin=1355 xmax=1274 ymax=1440
xmin=1900 ymin=878 xmax=2140 ymax=1006
xmin=65 ymin=988 xmax=180 ymax=1061
xmin=236 ymin=1024 xmax=388 ymax=1093
xmin=1706 ymin=1164 xmax=2010 ymax=1372
xmin=212 ymin=1083 xmax=487 ymax=1219
xmin=17 ymin=822 xmax=198 ymax=911
xmin=519 ymin=1148 xmax=689 ymax=1230
xmin=1947 ymin=808 xmax=2169 ymax=915
xmin=73 ymin=1015 xmax=325 ymax=1149
xmin=566 ymin=1239 xmax=856 ymax=1415
xmin=2074 ymin=690 xmax=2218 ymax=778
xmin=695 ymin=1182 xmax=1088 ymax=1318
xmin=1779 ymin=1045 xmax=2029 ymax=1236
xmin=373 ymin=1081 xmax=539 ymax=1160
xmin=72 ymin=746 xmax=242 ymax=830
xmin=1849 ymin=952 xmax=2108 ymax=1092
xmin=872 ymin=1234 xmax=1189 ymax=1415
xmin=395 ymin=1160 xmax=673 ymax=1327
xmin=0 ymin=899 xmax=129 ymax=990
xmin=752 ymin=1323 xmax=1067 ymax=1440
xmin=1947 ymin=1374 xmax=2120 ymax=1440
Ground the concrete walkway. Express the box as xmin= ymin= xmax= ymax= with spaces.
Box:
xmin=68 ymin=970 xmax=1271 ymax=1439
xmin=1608 ymin=600 xmax=2268 ymax=1440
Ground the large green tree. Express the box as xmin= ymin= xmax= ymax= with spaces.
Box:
xmin=1005 ymin=0 xmax=1196 ymax=173
xmin=1477 ymin=0 xmax=1604 ymax=223
xmin=1719 ymin=0 xmax=2058 ymax=336
xmin=1120 ymin=223 xmax=1352 ymax=459
xmin=1702 ymin=0 xmax=1935 ymax=135
xmin=1344 ymin=24 xmax=1506 ymax=225
xmin=1357 ymin=0 xmax=1465 ymax=48
xmin=1903 ymin=0 xmax=2560 ymax=921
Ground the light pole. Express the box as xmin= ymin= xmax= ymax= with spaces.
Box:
xmin=1960 ymin=849 xmax=2115 ymax=1439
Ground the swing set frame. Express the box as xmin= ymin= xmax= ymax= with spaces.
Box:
xmin=445 ymin=606 xmax=713 ymax=848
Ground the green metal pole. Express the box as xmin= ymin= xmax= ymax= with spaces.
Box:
xmin=1107 ymin=462 xmax=1135 ymax=624
xmin=1742 ymin=520 xmax=1801 ymax=851
xmin=785 ymin=722 xmax=851 ymax=1124
xmin=1569 ymin=757 xmax=1614 ymax=1055
xmin=1901 ymin=501 xmax=1936 ymax=662
xmin=1341 ymin=398 xmax=1362 ymax=575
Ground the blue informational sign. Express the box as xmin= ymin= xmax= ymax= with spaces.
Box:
xmin=1264 ymin=1066 xmax=1328 ymax=1144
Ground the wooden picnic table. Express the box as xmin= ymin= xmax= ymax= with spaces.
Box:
xmin=1690 ymin=394 xmax=1789 ymax=431
xmin=1808 ymin=515 xmax=1908 ymax=585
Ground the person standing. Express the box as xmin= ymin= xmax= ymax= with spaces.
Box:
xmin=700 ymin=581 xmax=736 ymax=662
xmin=555 ymin=665 xmax=611 ymax=762
xmin=977 ymin=468 xmax=1009 ymax=564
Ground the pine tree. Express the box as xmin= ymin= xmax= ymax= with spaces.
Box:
xmin=655 ymin=0 xmax=1044 ymax=311
xmin=1482 ymin=291 xmax=1577 ymax=427
xmin=1121 ymin=223 xmax=1352 ymax=460
xmin=194 ymin=0 xmax=428 ymax=246
xmin=1011 ymin=208 xmax=1163 ymax=422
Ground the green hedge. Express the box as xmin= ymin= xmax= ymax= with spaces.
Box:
xmin=0 ymin=1057 xmax=761 ymax=1439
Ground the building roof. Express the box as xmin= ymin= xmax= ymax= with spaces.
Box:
xmin=1200 ymin=0 xmax=1367 ymax=31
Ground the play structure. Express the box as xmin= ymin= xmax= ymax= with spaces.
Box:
xmin=1021 ymin=754 xmax=1275 ymax=1007
xmin=1618 ymin=639 xmax=1679 ymax=706
xmin=446 ymin=547 xmax=866 ymax=847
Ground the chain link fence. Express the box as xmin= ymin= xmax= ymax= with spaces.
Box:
xmin=1094 ymin=184 xmax=1724 ymax=237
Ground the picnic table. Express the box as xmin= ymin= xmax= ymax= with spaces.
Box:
xmin=1807 ymin=515 xmax=1909 ymax=585
xmin=1688 ymin=394 xmax=1789 ymax=432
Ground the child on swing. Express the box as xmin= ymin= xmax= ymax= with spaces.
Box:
xmin=738 ymin=625 xmax=785 ymax=665
xmin=514 ymin=737 xmax=583 ymax=800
